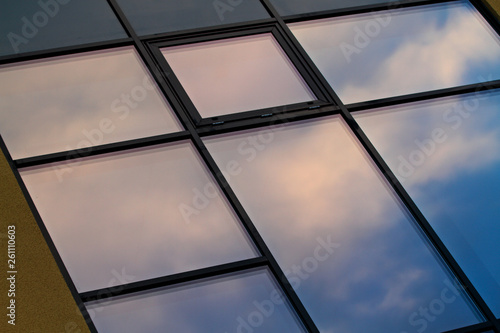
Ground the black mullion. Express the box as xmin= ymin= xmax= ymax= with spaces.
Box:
xmin=196 ymin=104 xmax=340 ymax=137
xmin=139 ymin=18 xmax=277 ymax=42
xmin=0 ymin=136 xmax=98 ymax=333
xmin=0 ymin=38 xmax=133 ymax=65
xmin=281 ymin=0 xmax=459 ymax=23
xmin=79 ymin=257 xmax=268 ymax=303
xmin=470 ymin=0 xmax=500 ymax=35
xmin=262 ymin=0 xmax=500 ymax=329
xmin=105 ymin=0 xmax=195 ymax=132
xmin=14 ymin=131 xmax=191 ymax=169
xmin=190 ymin=133 xmax=320 ymax=333
xmin=347 ymin=80 xmax=500 ymax=112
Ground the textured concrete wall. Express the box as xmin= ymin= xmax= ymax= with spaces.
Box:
xmin=0 ymin=150 xmax=89 ymax=333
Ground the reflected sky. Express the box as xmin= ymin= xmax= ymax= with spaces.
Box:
xmin=20 ymin=141 xmax=257 ymax=292
xmin=355 ymin=90 xmax=500 ymax=317
xmin=161 ymin=34 xmax=315 ymax=118
xmin=114 ymin=0 xmax=269 ymax=36
xmin=0 ymin=47 xmax=182 ymax=160
xmin=290 ymin=1 xmax=500 ymax=104
xmin=204 ymin=116 xmax=479 ymax=332
xmin=87 ymin=269 xmax=305 ymax=333
xmin=0 ymin=0 xmax=126 ymax=56
xmin=269 ymin=0 xmax=399 ymax=16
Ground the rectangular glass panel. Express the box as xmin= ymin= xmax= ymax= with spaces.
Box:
xmin=290 ymin=1 xmax=500 ymax=104
xmin=114 ymin=0 xmax=270 ymax=36
xmin=87 ymin=269 xmax=305 ymax=332
xmin=355 ymin=90 xmax=500 ymax=317
xmin=0 ymin=0 xmax=126 ymax=56
xmin=269 ymin=0 xmax=400 ymax=16
xmin=204 ymin=116 xmax=480 ymax=332
xmin=20 ymin=141 xmax=257 ymax=292
xmin=0 ymin=47 xmax=182 ymax=160
xmin=161 ymin=33 xmax=315 ymax=118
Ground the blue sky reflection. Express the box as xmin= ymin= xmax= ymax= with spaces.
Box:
xmin=204 ymin=116 xmax=480 ymax=332
xmin=355 ymin=90 xmax=500 ymax=317
xmin=290 ymin=1 xmax=500 ymax=104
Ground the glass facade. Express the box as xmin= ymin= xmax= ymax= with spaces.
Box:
xmin=1 ymin=0 xmax=499 ymax=332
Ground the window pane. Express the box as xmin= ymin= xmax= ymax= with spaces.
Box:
xmin=20 ymin=141 xmax=257 ymax=292
xmin=290 ymin=1 xmax=500 ymax=104
xmin=0 ymin=47 xmax=182 ymax=160
xmin=87 ymin=270 xmax=305 ymax=333
xmin=114 ymin=0 xmax=270 ymax=36
xmin=269 ymin=0 xmax=399 ymax=16
xmin=204 ymin=116 xmax=480 ymax=332
xmin=355 ymin=90 xmax=500 ymax=317
xmin=161 ymin=34 xmax=315 ymax=118
xmin=87 ymin=269 xmax=305 ymax=333
xmin=0 ymin=0 xmax=126 ymax=56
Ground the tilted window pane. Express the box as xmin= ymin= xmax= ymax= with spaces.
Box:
xmin=20 ymin=141 xmax=257 ymax=292
xmin=87 ymin=269 xmax=305 ymax=333
xmin=161 ymin=34 xmax=315 ymax=118
xmin=269 ymin=0 xmax=399 ymax=16
xmin=355 ymin=90 xmax=500 ymax=316
xmin=204 ymin=116 xmax=480 ymax=332
xmin=0 ymin=47 xmax=182 ymax=160
xmin=114 ymin=0 xmax=270 ymax=36
xmin=0 ymin=0 xmax=126 ymax=56
xmin=290 ymin=1 xmax=500 ymax=104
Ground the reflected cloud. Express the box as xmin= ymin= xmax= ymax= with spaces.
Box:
xmin=290 ymin=1 xmax=500 ymax=103
xmin=355 ymin=90 xmax=500 ymax=316
xmin=204 ymin=116 xmax=478 ymax=332
xmin=0 ymin=46 xmax=182 ymax=160
xmin=161 ymin=34 xmax=315 ymax=118
xmin=20 ymin=141 xmax=256 ymax=292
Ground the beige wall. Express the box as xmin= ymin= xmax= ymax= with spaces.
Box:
xmin=0 ymin=1 xmax=499 ymax=332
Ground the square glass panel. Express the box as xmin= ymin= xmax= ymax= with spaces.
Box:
xmin=204 ymin=116 xmax=480 ymax=332
xmin=289 ymin=1 xmax=500 ymax=104
xmin=269 ymin=0 xmax=400 ymax=16
xmin=0 ymin=0 xmax=126 ymax=56
xmin=87 ymin=268 xmax=305 ymax=333
xmin=161 ymin=33 xmax=315 ymax=118
xmin=0 ymin=47 xmax=182 ymax=160
xmin=114 ymin=0 xmax=270 ymax=36
xmin=355 ymin=90 xmax=500 ymax=317
xmin=20 ymin=141 xmax=257 ymax=292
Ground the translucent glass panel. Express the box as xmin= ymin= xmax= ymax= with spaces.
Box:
xmin=290 ymin=1 xmax=500 ymax=104
xmin=0 ymin=0 xmax=126 ymax=56
xmin=355 ymin=90 xmax=500 ymax=317
xmin=20 ymin=141 xmax=257 ymax=292
xmin=114 ymin=0 xmax=270 ymax=36
xmin=87 ymin=269 xmax=305 ymax=333
xmin=269 ymin=0 xmax=399 ymax=16
xmin=204 ymin=116 xmax=479 ymax=332
xmin=0 ymin=47 xmax=182 ymax=160
xmin=161 ymin=34 xmax=315 ymax=118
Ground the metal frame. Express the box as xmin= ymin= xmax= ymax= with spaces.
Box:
xmin=1 ymin=0 xmax=499 ymax=332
